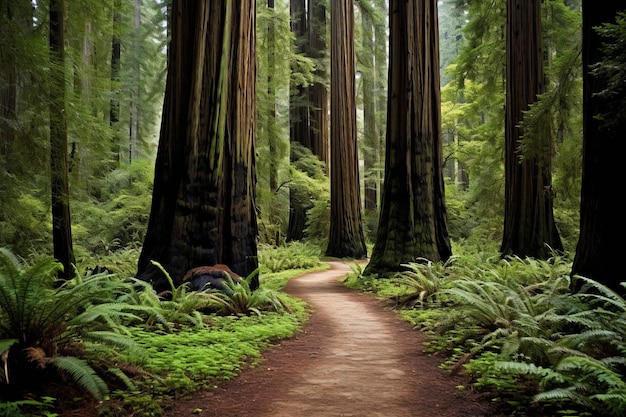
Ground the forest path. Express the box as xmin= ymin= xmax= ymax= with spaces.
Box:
xmin=164 ymin=261 xmax=493 ymax=417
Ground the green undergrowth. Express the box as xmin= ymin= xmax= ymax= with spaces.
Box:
xmin=104 ymin=297 xmax=308 ymax=416
xmin=348 ymin=252 xmax=626 ymax=417
xmin=0 ymin=243 xmax=322 ymax=417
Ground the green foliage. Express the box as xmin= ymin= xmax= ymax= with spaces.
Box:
xmin=393 ymin=257 xmax=459 ymax=307
xmin=108 ymin=284 xmax=309 ymax=416
xmin=73 ymin=161 xmax=153 ymax=258
xmin=355 ymin=247 xmax=626 ymax=417
xmin=0 ymin=193 xmax=52 ymax=256
xmin=0 ymin=396 xmax=57 ymax=417
xmin=590 ymin=11 xmax=626 ymax=130
xmin=199 ymin=269 xmax=291 ymax=316
xmin=258 ymin=241 xmax=324 ymax=274
xmin=0 ymin=248 xmax=143 ymax=401
xmin=284 ymin=143 xmax=330 ymax=244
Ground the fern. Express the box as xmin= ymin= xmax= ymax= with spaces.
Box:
xmin=200 ymin=269 xmax=289 ymax=316
xmin=48 ymin=356 xmax=109 ymax=400
xmin=0 ymin=248 xmax=146 ymax=401
xmin=533 ymin=355 xmax=626 ymax=417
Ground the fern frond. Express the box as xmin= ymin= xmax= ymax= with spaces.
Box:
xmin=0 ymin=338 xmax=17 ymax=355
xmin=83 ymin=330 xmax=144 ymax=356
xmin=48 ymin=356 xmax=109 ymax=400
xmin=534 ymin=387 xmax=579 ymax=402
xmin=106 ymin=366 xmax=137 ymax=391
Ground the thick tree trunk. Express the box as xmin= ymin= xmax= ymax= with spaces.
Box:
xmin=365 ymin=0 xmax=451 ymax=275
xmin=49 ymin=0 xmax=76 ymax=280
xmin=325 ymin=0 xmax=367 ymax=259
xmin=572 ymin=4 xmax=625 ymax=294
xmin=500 ymin=0 xmax=563 ymax=259
xmin=137 ymin=1 xmax=258 ymax=290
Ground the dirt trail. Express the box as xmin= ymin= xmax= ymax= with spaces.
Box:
xmin=164 ymin=261 xmax=493 ymax=417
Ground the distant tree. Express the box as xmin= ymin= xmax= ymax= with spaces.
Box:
xmin=110 ymin=0 xmax=121 ymax=161
xmin=357 ymin=0 xmax=386 ymax=214
xmin=0 ymin=0 xmax=26 ymax=159
xmin=49 ymin=0 xmax=76 ymax=279
xmin=326 ymin=0 xmax=367 ymax=259
xmin=287 ymin=0 xmax=311 ymax=242
xmin=308 ymin=0 xmax=329 ymax=168
xmin=572 ymin=6 xmax=626 ymax=294
xmin=365 ymin=0 xmax=451 ymax=274
xmin=500 ymin=0 xmax=563 ymax=259
xmin=267 ymin=0 xmax=278 ymax=192
xmin=137 ymin=1 xmax=259 ymax=291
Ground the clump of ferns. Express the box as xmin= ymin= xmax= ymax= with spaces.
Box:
xmin=478 ymin=276 xmax=626 ymax=417
xmin=442 ymin=267 xmax=573 ymax=374
xmin=392 ymin=256 xmax=461 ymax=308
xmin=122 ymin=261 xmax=217 ymax=329
xmin=0 ymin=248 xmax=144 ymax=402
xmin=199 ymin=269 xmax=291 ymax=316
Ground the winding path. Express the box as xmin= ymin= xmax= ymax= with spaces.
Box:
xmin=165 ymin=261 xmax=493 ymax=417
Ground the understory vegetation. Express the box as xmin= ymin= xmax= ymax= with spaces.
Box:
xmin=345 ymin=252 xmax=626 ymax=417
xmin=0 ymin=244 xmax=324 ymax=417
xmin=2 ymin=240 xmax=624 ymax=417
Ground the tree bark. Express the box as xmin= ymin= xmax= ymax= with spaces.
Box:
xmin=110 ymin=0 xmax=121 ymax=162
xmin=365 ymin=0 xmax=451 ymax=275
xmin=325 ymin=0 xmax=367 ymax=259
xmin=362 ymin=7 xmax=377 ymax=212
xmin=572 ymin=4 xmax=625 ymax=294
xmin=286 ymin=0 xmax=311 ymax=242
xmin=49 ymin=0 xmax=76 ymax=280
xmin=500 ymin=0 xmax=563 ymax=259
xmin=308 ymin=0 xmax=329 ymax=169
xmin=137 ymin=0 xmax=258 ymax=291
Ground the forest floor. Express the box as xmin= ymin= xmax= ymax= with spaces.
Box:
xmin=160 ymin=261 xmax=501 ymax=417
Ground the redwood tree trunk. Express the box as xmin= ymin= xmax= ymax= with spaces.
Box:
xmin=325 ymin=0 xmax=367 ymax=259
xmin=308 ymin=0 xmax=329 ymax=169
xmin=500 ymin=0 xmax=563 ymax=259
xmin=49 ymin=0 xmax=76 ymax=280
xmin=362 ymin=8 xmax=377 ymax=212
xmin=137 ymin=1 xmax=258 ymax=290
xmin=286 ymin=0 xmax=311 ymax=242
xmin=365 ymin=0 xmax=451 ymax=275
xmin=572 ymin=4 xmax=625 ymax=294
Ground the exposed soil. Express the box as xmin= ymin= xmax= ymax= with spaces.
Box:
xmin=161 ymin=261 xmax=498 ymax=417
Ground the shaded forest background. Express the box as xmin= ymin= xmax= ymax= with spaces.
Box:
xmin=0 ymin=0 xmax=614 ymax=279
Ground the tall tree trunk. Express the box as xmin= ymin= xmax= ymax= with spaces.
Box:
xmin=308 ymin=0 xmax=329 ymax=169
xmin=325 ymin=0 xmax=367 ymax=259
xmin=365 ymin=0 xmax=451 ymax=275
xmin=268 ymin=0 xmax=278 ymax=192
xmin=129 ymin=0 xmax=141 ymax=163
xmin=361 ymin=7 xmax=377 ymax=211
xmin=49 ymin=0 xmax=76 ymax=280
xmin=0 ymin=1 xmax=17 ymax=158
xmin=286 ymin=0 xmax=311 ymax=242
xmin=572 ymin=4 xmax=625 ymax=294
xmin=373 ymin=0 xmax=387 ymax=210
xmin=500 ymin=0 xmax=563 ymax=259
xmin=137 ymin=0 xmax=258 ymax=290
xmin=110 ymin=0 xmax=121 ymax=163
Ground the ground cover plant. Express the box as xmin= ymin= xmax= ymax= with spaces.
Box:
xmin=4 ymin=240 xmax=625 ymax=417
xmin=0 ymin=244 xmax=316 ymax=417
xmin=346 ymin=253 xmax=626 ymax=417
